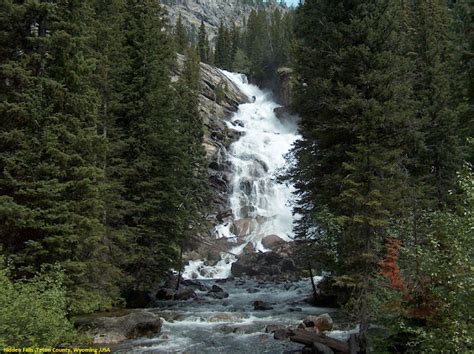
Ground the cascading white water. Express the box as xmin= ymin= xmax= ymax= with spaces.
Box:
xmin=184 ymin=71 xmax=300 ymax=279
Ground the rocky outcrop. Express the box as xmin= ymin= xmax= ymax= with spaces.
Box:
xmin=163 ymin=0 xmax=287 ymax=44
xmin=275 ymin=67 xmax=293 ymax=106
xmin=75 ymin=310 xmax=163 ymax=345
xmin=231 ymin=249 xmax=298 ymax=279
xmin=174 ymin=54 xmax=247 ymax=259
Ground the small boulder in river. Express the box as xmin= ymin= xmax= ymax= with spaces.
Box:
xmin=253 ymin=300 xmax=273 ymax=311
xmin=207 ymin=284 xmax=229 ymax=299
xmin=246 ymin=288 xmax=260 ymax=293
xmin=302 ymin=313 xmax=334 ymax=332
xmin=174 ymin=287 xmax=197 ymax=301
xmin=75 ymin=310 xmax=162 ymax=345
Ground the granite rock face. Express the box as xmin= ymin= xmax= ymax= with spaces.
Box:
xmin=174 ymin=54 xmax=248 ymax=258
xmin=163 ymin=0 xmax=287 ymax=44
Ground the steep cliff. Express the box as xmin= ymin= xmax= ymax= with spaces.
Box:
xmin=163 ymin=0 xmax=286 ymax=43
xmin=173 ymin=54 xmax=248 ymax=242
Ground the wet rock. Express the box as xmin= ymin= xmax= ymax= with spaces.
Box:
xmin=207 ymin=284 xmax=229 ymax=299
xmin=226 ymin=129 xmax=245 ymax=144
xmin=239 ymin=205 xmax=256 ymax=218
xmin=243 ymin=242 xmax=256 ymax=254
xmin=182 ymin=279 xmax=208 ymax=292
xmin=253 ymin=300 xmax=273 ymax=311
xmin=210 ymin=284 xmax=225 ymax=293
xmin=288 ymin=307 xmax=302 ymax=312
xmin=261 ymin=235 xmax=286 ymax=250
xmin=265 ymin=324 xmax=285 ymax=333
xmin=302 ymin=314 xmax=334 ymax=332
xmin=174 ymin=287 xmax=197 ymax=301
xmin=76 ymin=310 xmax=162 ymax=345
xmin=230 ymin=218 xmax=256 ymax=238
xmin=274 ymin=328 xmax=295 ymax=340
xmin=208 ymin=312 xmax=243 ymax=322
xmin=231 ymin=251 xmax=298 ymax=278
xmin=231 ymin=119 xmax=245 ymax=127
xmin=246 ymin=288 xmax=260 ymax=293
xmin=155 ymin=288 xmax=175 ymax=301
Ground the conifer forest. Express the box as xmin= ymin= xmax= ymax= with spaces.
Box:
xmin=0 ymin=0 xmax=472 ymax=353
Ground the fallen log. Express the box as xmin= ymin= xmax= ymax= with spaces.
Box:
xmin=289 ymin=329 xmax=349 ymax=353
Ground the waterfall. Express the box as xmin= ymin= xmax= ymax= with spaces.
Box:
xmin=184 ymin=71 xmax=300 ymax=279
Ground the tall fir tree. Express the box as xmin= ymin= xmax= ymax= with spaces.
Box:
xmin=0 ymin=0 xmax=119 ymax=313
xmin=289 ymin=0 xmax=414 ymax=350
xmin=174 ymin=13 xmax=188 ymax=54
xmin=118 ymin=0 xmax=187 ymax=292
xmin=197 ymin=20 xmax=209 ymax=63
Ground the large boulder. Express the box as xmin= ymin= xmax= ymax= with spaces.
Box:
xmin=75 ymin=310 xmax=162 ymax=345
xmin=261 ymin=235 xmax=286 ymax=250
xmin=231 ymin=218 xmax=256 ymax=238
xmin=230 ymin=251 xmax=298 ymax=279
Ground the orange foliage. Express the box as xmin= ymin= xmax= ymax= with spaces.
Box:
xmin=380 ymin=238 xmax=406 ymax=291
xmin=379 ymin=238 xmax=436 ymax=319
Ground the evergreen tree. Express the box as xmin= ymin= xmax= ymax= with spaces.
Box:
xmin=0 ymin=0 xmax=117 ymax=313
xmin=173 ymin=49 xmax=210 ymax=269
xmin=197 ymin=20 xmax=209 ymax=63
xmin=288 ymin=0 xmax=414 ymax=349
xmin=405 ymin=0 xmax=464 ymax=209
xmin=215 ymin=21 xmax=232 ymax=69
xmin=174 ymin=13 xmax=188 ymax=54
xmin=118 ymin=0 xmax=187 ymax=291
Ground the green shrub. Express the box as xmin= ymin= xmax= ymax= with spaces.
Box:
xmin=0 ymin=258 xmax=77 ymax=348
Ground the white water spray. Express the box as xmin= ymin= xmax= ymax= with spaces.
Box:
xmin=184 ymin=71 xmax=300 ymax=279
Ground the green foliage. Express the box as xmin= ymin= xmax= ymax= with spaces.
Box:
xmin=0 ymin=258 xmax=76 ymax=348
xmin=175 ymin=13 xmax=188 ymax=53
xmin=0 ymin=0 xmax=211 ymax=317
xmin=286 ymin=0 xmax=470 ymax=350
xmin=214 ymin=82 xmax=227 ymax=103
xmin=240 ymin=7 xmax=293 ymax=84
xmin=371 ymin=165 xmax=474 ymax=353
xmin=0 ymin=0 xmax=122 ymax=313
xmin=198 ymin=20 xmax=210 ymax=63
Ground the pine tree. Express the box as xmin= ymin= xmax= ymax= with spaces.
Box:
xmin=405 ymin=0 xmax=464 ymax=209
xmin=173 ymin=49 xmax=210 ymax=272
xmin=0 ymin=0 xmax=117 ymax=313
xmin=175 ymin=13 xmax=188 ymax=54
xmin=92 ymin=0 xmax=131 ymax=297
xmin=289 ymin=0 xmax=414 ymax=349
xmin=118 ymin=0 xmax=186 ymax=291
xmin=215 ymin=21 xmax=232 ymax=69
xmin=197 ymin=20 xmax=209 ymax=63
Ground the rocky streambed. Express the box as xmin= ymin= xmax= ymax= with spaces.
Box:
xmin=109 ymin=278 xmax=355 ymax=353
